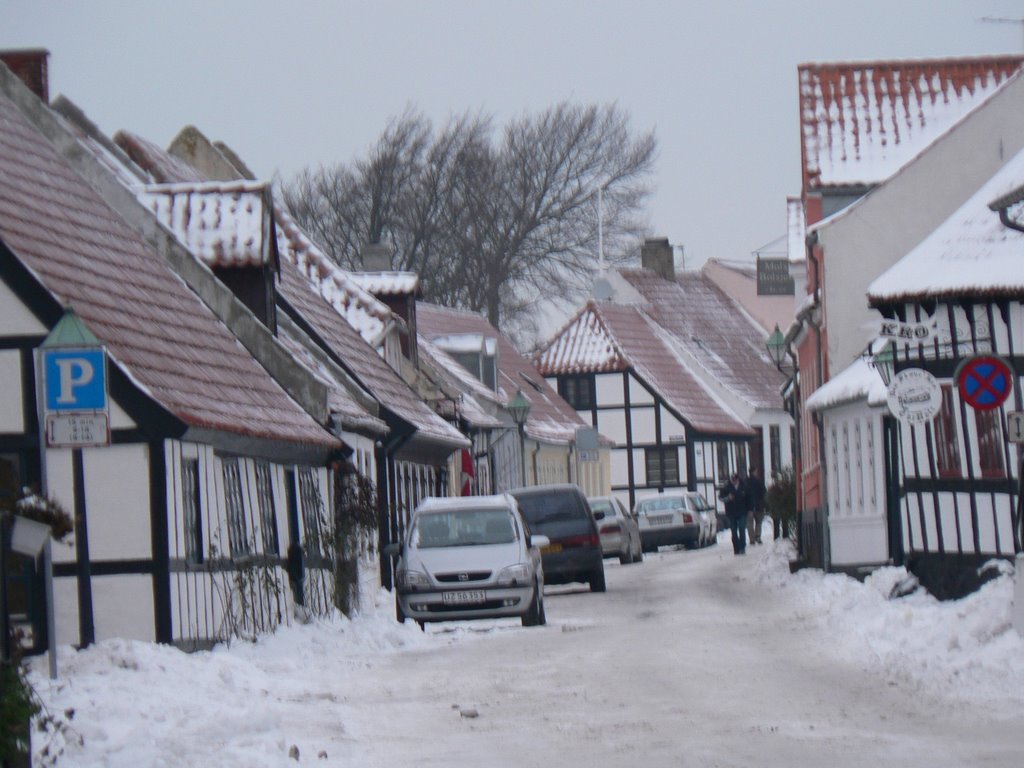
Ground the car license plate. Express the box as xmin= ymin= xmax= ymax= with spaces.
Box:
xmin=648 ymin=515 xmax=672 ymax=526
xmin=442 ymin=590 xmax=486 ymax=605
xmin=541 ymin=543 xmax=562 ymax=554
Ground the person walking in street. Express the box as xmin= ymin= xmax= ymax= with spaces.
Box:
xmin=746 ymin=467 xmax=767 ymax=545
xmin=719 ymin=472 xmax=749 ymax=555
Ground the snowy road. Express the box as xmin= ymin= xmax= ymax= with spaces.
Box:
xmin=30 ymin=536 xmax=1024 ymax=767
xmin=334 ymin=541 xmax=1022 ymax=768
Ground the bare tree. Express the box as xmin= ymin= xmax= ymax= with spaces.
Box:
xmin=282 ymin=101 xmax=656 ymax=336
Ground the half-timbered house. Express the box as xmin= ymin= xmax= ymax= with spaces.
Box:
xmin=0 ymin=55 xmax=345 ymax=651
xmin=535 ymin=239 xmax=788 ymax=513
xmin=863 ymin=147 xmax=1024 ymax=596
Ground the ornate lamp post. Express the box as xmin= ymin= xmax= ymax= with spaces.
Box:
xmin=508 ymin=389 xmax=531 ymax=486
xmin=766 ymin=324 xmax=788 ymax=371
xmin=871 ymin=342 xmax=896 ymax=387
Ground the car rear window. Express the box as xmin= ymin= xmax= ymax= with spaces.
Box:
xmin=636 ymin=497 xmax=685 ymax=514
xmin=514 ymin=492 xmax=588 ymax=527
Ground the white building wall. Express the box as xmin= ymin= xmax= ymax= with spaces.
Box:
xmin=823 ymin=400 xmax=888 ymax=567
xmin=595 ymin=372 xmax=624 ymax=406
xmin=84 ymin=444 xmax=151 ymax=560
xmin=0 ymin=349 xmax=24 ymax=432
xmin=819 ymin=73 xmax=1024 ymax=376
xmin=0 ymin=277 xmax=47 ymax=335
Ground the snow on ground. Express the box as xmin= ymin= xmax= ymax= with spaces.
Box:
xmin=25 ymin=537 xmax=1024 ymax=766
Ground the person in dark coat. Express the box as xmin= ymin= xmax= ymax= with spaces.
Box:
xmin=719 ymin=473 xmax=749 ymax=555
xmin=745 ymin=468 xmax=767 ymax=545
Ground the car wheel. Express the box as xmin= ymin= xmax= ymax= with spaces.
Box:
xmin=589 ymin=567 xmax=607 ymax=593
xmin=619 ymin=547 xmax=633 ymax=565
xmin=522 ymin=583 xmax=545 ymax=626
xmin=633 ymin=539 xmax=644 ymax=563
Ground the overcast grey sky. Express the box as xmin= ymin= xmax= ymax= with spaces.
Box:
xmin=4 ymin=0 xmax=1024 ymax=270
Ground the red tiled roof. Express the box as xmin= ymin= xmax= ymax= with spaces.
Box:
xmin=416 ymin=303 xmax=590 ymax=443
xmin=619 ymin=269 xmax=785 ymax=411
xmin=0 ymin=91 xmax=339 ymax=450
xmin=538 ymin=301 xmax=751 ymax=437
xmin=800 ymin=56 xmax=1024 ymax=190
xmin=114 ymin=129 xmax=206 ymax=184
xmin=278 ymin=262 xmax=466 ymax=447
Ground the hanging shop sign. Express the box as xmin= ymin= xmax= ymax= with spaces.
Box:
xmin=886 ymin=368 xmax=942 ymax=426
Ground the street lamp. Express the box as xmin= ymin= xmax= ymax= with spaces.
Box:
xmin=766 ymin=324 xmax=788 ymax=371
xmin=508 ymin=389 xmax=531 ymax=486
xmin=871 ymin=342 xmax=896 ymax=388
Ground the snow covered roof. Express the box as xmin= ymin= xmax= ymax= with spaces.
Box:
xmin=537 ymin=301 xmax=751 ymax=437
xmin=800 ymin=56 xmax=1024 ymax=190
xmin=0 ymin=87 xmax=339 ymax=450
xmin=140 ymin=182 xmax=271 ymax=268
xmin=805 ymin=356 xmax=888 ymax=412
xmin=867 ymin=145 xmax=1024 ymax=304
xmin=416 ymin=338 xmax=504 ymax=430
xmin=417 ymin=303 xmax=589 ymax=444
xmin=277 ymin=262 xmax=466 ymax=447
xmin=349 ymin=271 xmax=420 ymax=297
xmin=615 ymin=269 xmax=786 ymax=410
xmin=273 ymin=203 xmax=393 ymax=346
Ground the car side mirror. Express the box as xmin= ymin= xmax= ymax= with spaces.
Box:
xmin=593 ymin=510 xmax=606 ymax=521
xmin=530 ymin=534 xmax=550 ymax=549
xmin=382 ymin=542 xmax=402 ymax=558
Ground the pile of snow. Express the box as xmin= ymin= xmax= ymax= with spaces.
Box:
xmin=754 ymin=543 xmax=1024 ymax=708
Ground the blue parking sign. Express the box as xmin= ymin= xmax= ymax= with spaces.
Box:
xmin=44 ymin=348 xmax=107 ymax=412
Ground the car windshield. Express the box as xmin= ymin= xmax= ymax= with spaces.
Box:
xmin=589 ymin=500 xmax=616 ymax=517
xmin=637 ymin=497 xmax=684 ymax=515
xmin=413 ymin=509 xmax=516 ymax=548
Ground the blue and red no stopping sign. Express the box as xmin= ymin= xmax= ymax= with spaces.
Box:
xmin=957 ymin=355 xmax=1014 ymax=411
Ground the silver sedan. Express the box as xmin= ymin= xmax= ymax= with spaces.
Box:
xmin=588 ymin=496 xmax=644 ymax=565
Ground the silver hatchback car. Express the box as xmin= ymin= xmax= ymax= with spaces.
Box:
xmin=387 ymin=495 xmax=549 ymax=628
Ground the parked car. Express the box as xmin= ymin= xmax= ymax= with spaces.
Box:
xmin=635 ymin=492 xmax=709 ymax=552
xmin=386 ymin=495 xmax=548 ymax=628
xmin=588 ymin=495 xmax=643 ymax=565
xmin=687 ymin=491 xmax=719 ymax=546
xmin=510 ymin=484 xmax=606 ymax=592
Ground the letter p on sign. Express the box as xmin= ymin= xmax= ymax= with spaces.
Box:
xmin=44 ymin=348 xmax=107 ymax=411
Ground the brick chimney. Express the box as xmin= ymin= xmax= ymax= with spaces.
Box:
xmin=360 ymin=242 xmax=392 ymax=271
xmin=0 ymin=48 xmax=49 ymax=101
xmin=640 ymin=237 xmax=676 ymax=282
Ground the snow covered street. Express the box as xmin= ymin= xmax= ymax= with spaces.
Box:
xmin=28 ymin=535 xmax=1024 ymax=767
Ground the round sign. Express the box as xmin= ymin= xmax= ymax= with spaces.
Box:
xmin=957 ymin=355 xmax=1014 ymax=411
xmin=886 ymin=368 xmax=942 ymax=425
